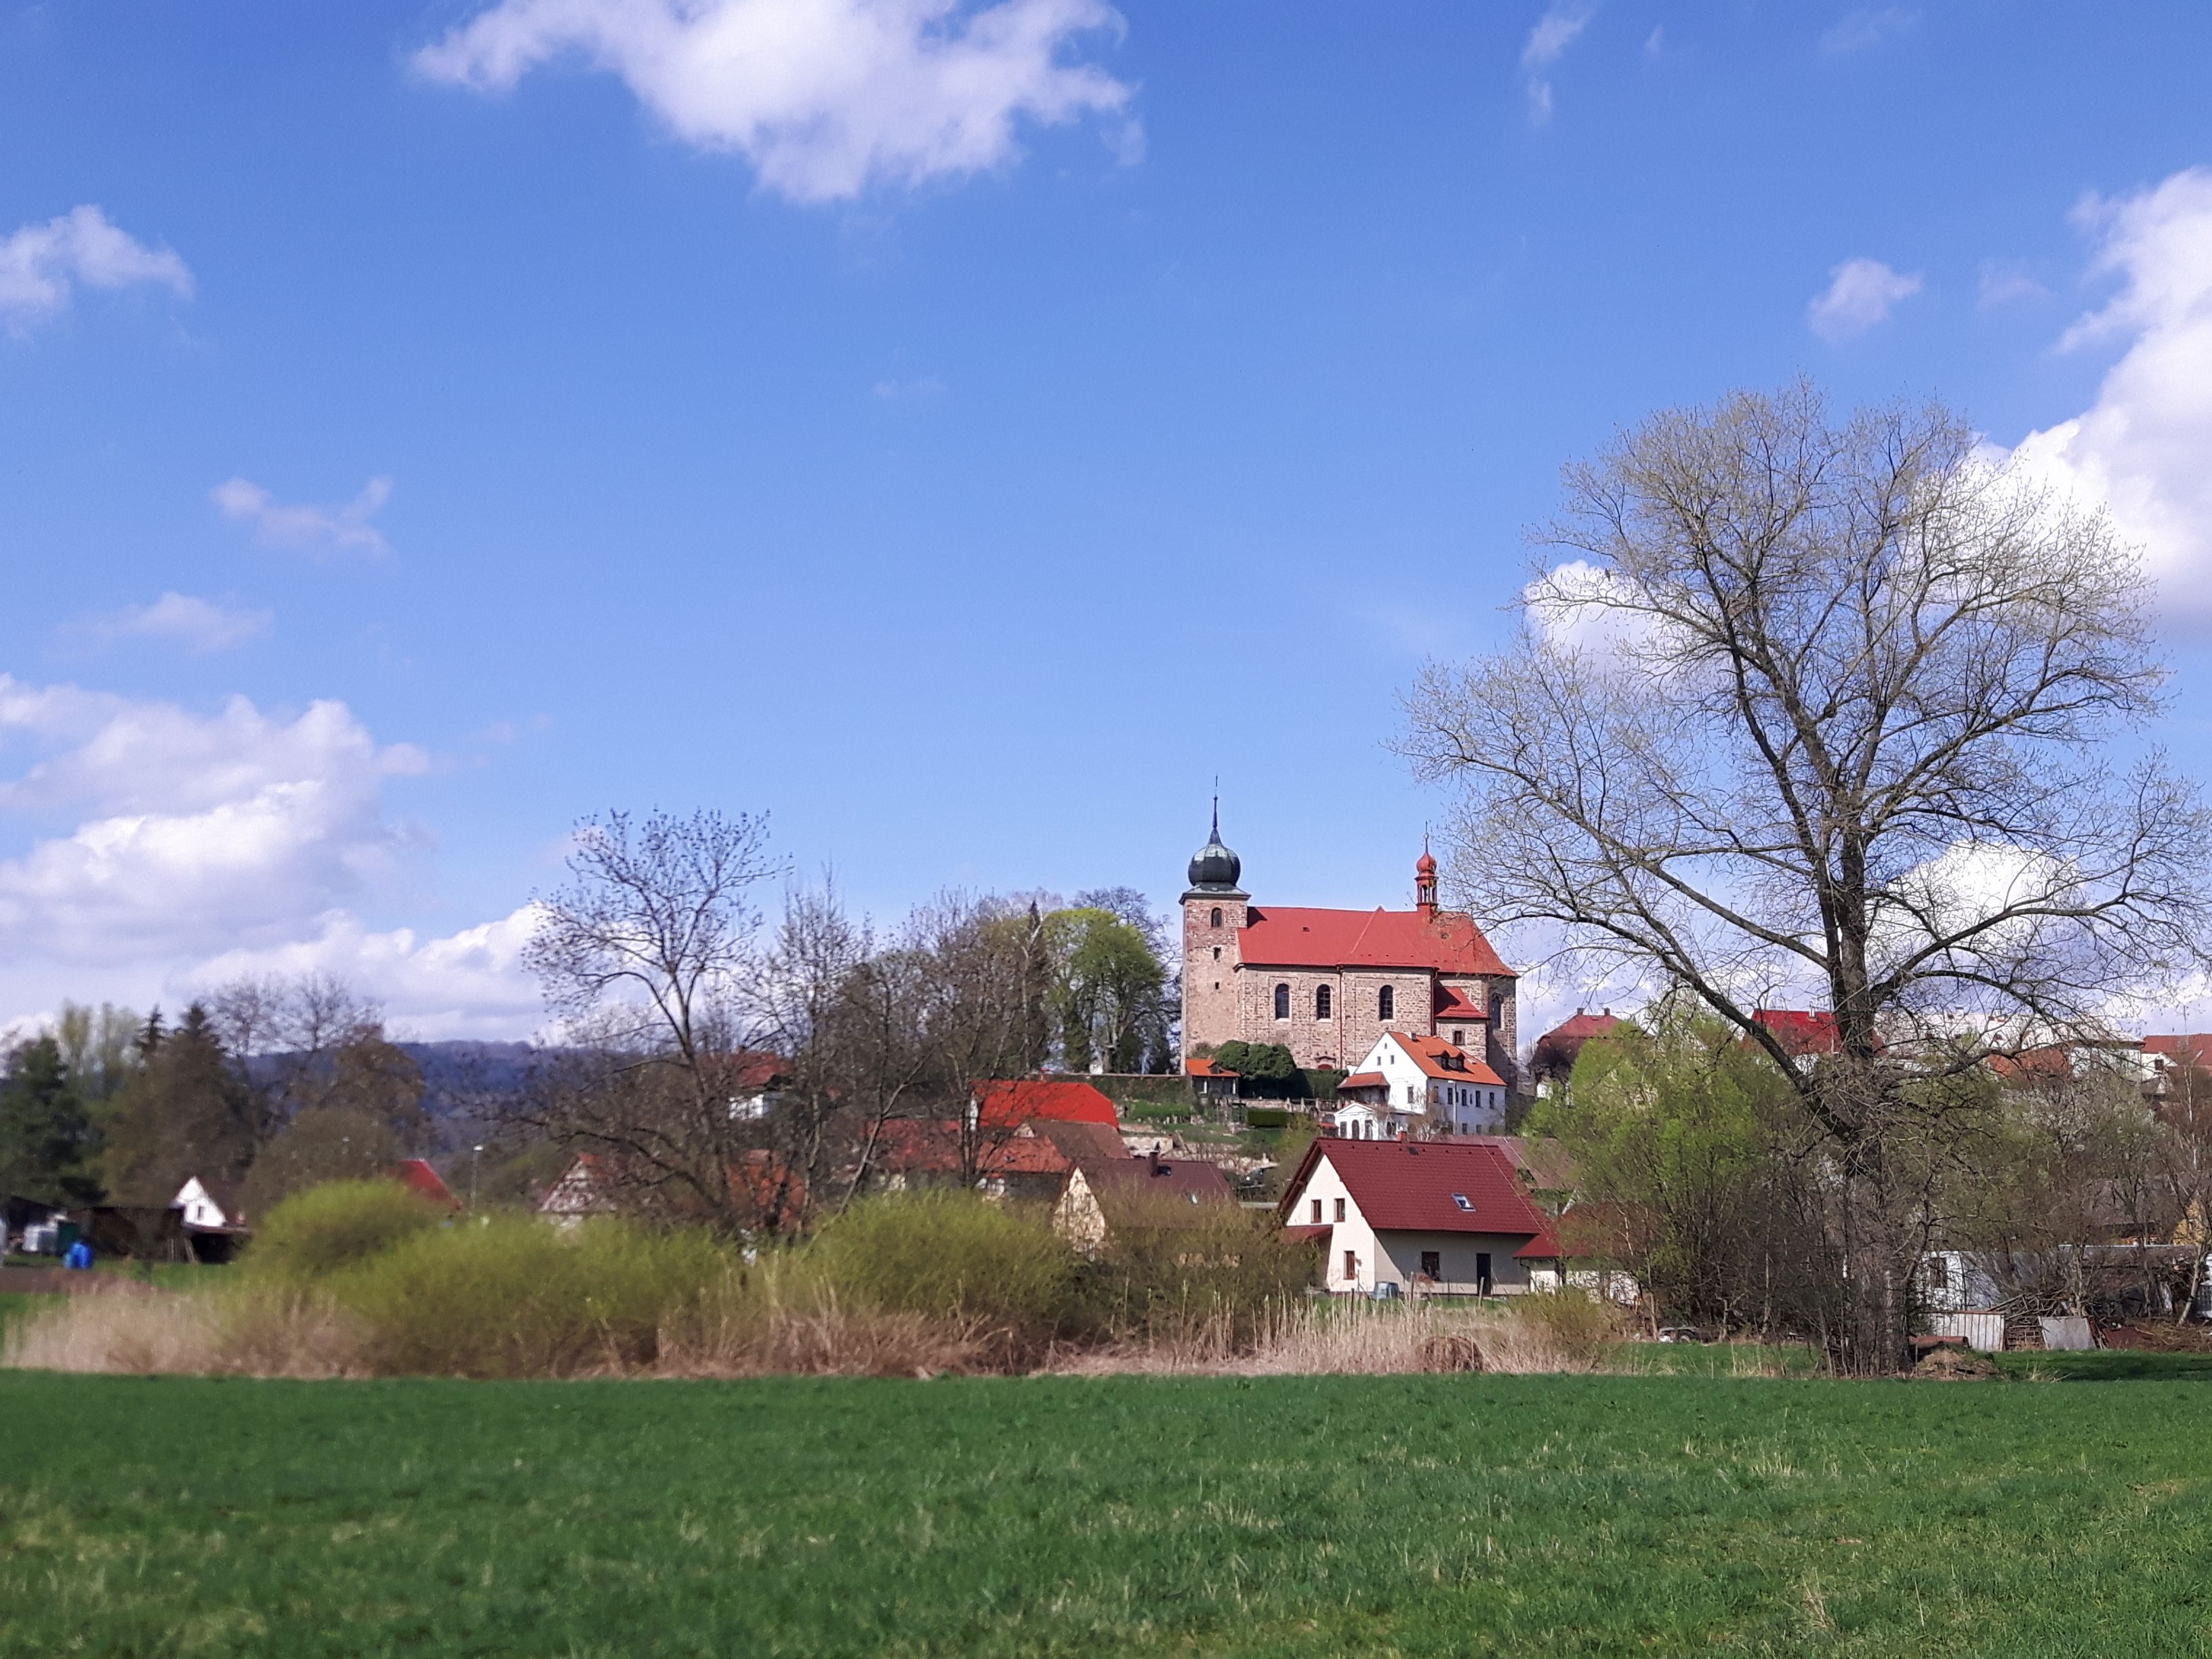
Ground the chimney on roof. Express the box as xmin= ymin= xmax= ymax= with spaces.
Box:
xmin=1148 ymin=1147 xmax=1163 ymax=1176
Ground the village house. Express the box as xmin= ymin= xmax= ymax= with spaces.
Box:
xmin=1277 ymin=1137 xmax=1559 ymax=1296
xmin=1179 ymin=811 xmax=1521 ymax=1091
xmin=1332 ymin=1031 xmax=1508 ymax=1139
xmin=1529 ymin=1009 xmax=1625 ymax=1098
xmin=1052 ymin=1146 xmax=1235 ymax=1252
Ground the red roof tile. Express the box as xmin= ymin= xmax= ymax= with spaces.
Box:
xmin=1278 ymin=1139 xmax=1557 ymax=1256
xmin=1238 ymin=906 xmax=1514 ymax=977
xmin=874 ymin=1121 xmax=1075 ymax=1176
xmin=1433 ymin=985 xmax=1488 ymax=1023
xmin=1754 ymin=1009 xmax=1841 ymax=1056
xmin=392 ymin=1159 xmax=460 ymax=1211
xmin=970 ymin=1079 xmax=1120 ymax=1129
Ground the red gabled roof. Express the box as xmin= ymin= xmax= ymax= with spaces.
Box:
xmin=1238 ymin=906 xmax=1515 ymax=978
xmin=1337 ymin=1071 xmax=1387 ymax=1091
xmin=1754 ymin=1008 xmax=1841 ymax=1057
xmin=1184 ymin=1057 xmax=1240 ymax=1078
xmin=1540 ymin=1010 xmax=1624 ymax=1045
xmin=1386 ymin=1032 xmax=1506 ymax=1087
xmin=1433 ymin=985 xmax=1488 ymax=1024
xmin=874 ymin=1121 xmax=1076 ymax=1176
xmin=1277 ymin=1139 xmax=1558 ymax=1256
xmin=392 ymin=1159 xmax=461 ymax=1211
xmin=970 ymin=1079 xmax=1120 ymax=1130
xmin=2145 ymin=1034 xmax=2212 ymax=1069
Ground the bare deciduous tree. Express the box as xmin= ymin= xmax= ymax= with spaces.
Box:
xmin=1404 ymin=384 xmax=2212 ymax=1369
xmin=518 ymin=808 xmax=785 ymax=1233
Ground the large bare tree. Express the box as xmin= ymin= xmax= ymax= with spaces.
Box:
xmin=1404 ymin=384 xmax=2212 ymax=1369
xmin=521 ymin=808 xmax=784 ymax=1232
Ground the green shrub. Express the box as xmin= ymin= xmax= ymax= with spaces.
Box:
xmin=242 ymin=1180 xmax=448 ymax=1284
xmin=329 ymin=1216 xmax=734 ymax=1378
xmin=806 ymin=1192 xmax=1076 ymax=1355
xmin=1243 ymin=1107 xmax=1292 ymax=1129
xmin=1079 ymin=1200 xmax=1317 ymax=1348
xmin=1507 ymin=1287 xmax=1625 ymax=1364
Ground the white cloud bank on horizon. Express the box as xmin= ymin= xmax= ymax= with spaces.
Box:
xmin=413 ymin=0 xmax=1136 ymax=203
xmin=0 ymin=205 xmax=193 ymax=331
xmin=1807 ymin=256 xmax=1922 ymax=341
xmin=212 ymin=476 xmax=393 ymax=558
xmin=0 ymin=675 xmax=543 ymax=1040
xmin=2001 ymin=167 xmax=2212 ymax=628
xmin=71 ymin=592 xmax=272 ymax=655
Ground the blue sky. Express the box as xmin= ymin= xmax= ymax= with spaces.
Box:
xmin=4 ymin=1 xmax=2212 ymax=1037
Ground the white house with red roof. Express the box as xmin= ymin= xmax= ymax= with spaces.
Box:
xmin=1179 ymin=809 xmax=1519 ymax=1088
xmin=1333 ymin=1032 xmax=1507 ymax=1139
xmin=1277 ymin=1139 xmax=1559 ymax=1296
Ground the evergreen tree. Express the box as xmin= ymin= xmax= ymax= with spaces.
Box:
xmin=0 ymin=1034 xmax=103 ymax=1206
xmin=100 ymin=1002 xmax=258 ymax=1203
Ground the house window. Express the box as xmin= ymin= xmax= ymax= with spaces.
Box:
xmin=1310 ymin=1199 xmax=1322 ymax=1223
xmin=1453 ymin=1028 xmax=1466 ymax=1045
xmin=1273 ymin=983 xmax=1290 ymax=1019
xmin=1211 ymin=907 xmax=1223 ymax=928
xmin=1212 ymin=946 xmax=1221 ymax=960
xmin=1928 ymin=1256 xmax=1949 ymax=1288
xmin=1406 ymin=1085 xmax=1417 ymax=1106
xmin=1343 ymin=1250 xmax=1357 ymax=1282
xmin=1420 ymin=1250 xmax=1441 ymax=1280
xmin=1315 ymin=985 xmax=1332 ymax=1019
xmin=1378 ymin=985 xmax=1394 ymax=1021
xmin=1334 ymin=1197 xmax=1346 ymax=1223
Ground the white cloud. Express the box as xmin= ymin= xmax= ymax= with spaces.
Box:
xmin=1820 ymin=7 xmax=1917 ymax=54
xmin=0 ymin=674 xmax=548 ymax=1038
xmin=71 ymin=592 xmax=272 ymax=655
xmin=1519 ymin=3 xmax=1592 ymax=125
xmin=1807 ymin=256 xmax=1922 ymax=342
xmin=212 ymin=475 xmax=393 ymax=558
xmin=186 ymin=907 xmax=548 ymax=1041
xmin=413 ymin=0 xmax=1136 ymax=204
xmin=0 ymin=205 xmax=193 ymax=330
xmin=1523 ymin=558 xmax=1657 ymax=665
xmin=2002 ymin=167 xmax=2212 ymax=626
xmin=0 ymin=676 xmax=427 ymax=965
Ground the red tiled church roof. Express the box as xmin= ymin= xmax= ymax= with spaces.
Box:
xmin=1433 ymin=985 xmax=1488 ymax=1023
xmin=1237 ymin=906 xmax=1514 ymax=978
xmin=1278 ymin=1139 xmax=1559 ymax=1258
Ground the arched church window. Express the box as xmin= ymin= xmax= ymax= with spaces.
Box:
xmin=1315 ymin=985 xmax=1332 ymax=1019
xmin=1273 ymin=983 xmax=1290 ymax=1020
xmin=1211 ymin=907 xmax=1223 ymax=928
xmin=1378 ymin=985 xmax=1395 ymax=1021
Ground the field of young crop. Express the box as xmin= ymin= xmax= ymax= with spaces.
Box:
xmin=4 ymin=1367 xmax=2211 ymax=1656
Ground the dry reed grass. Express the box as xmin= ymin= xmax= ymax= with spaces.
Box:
xmin=3 ymin=1288 xmax=369 ymax=1378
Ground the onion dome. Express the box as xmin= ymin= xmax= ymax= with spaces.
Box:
xmin=1185 ymin=802 xmax=1247 ymax=897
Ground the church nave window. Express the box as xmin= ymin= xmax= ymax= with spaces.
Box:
xmin=1273 ymin=983 xmax=1290 ymax=1019
xmin=1378 ymin=985 xmax=1395 ymax=1021
xmin=1315 ymin=985 xmax=1332 ymax=1019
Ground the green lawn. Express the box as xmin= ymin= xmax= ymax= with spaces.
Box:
xmin=5 ymin=1370 xmax=2212 ymax=1656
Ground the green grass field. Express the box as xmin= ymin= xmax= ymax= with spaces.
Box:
xmin=5 ymin=1370 xmax=2212 ymax=1656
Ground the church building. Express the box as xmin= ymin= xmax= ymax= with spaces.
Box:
xmin=1179 ymin=812 xmax=1520 ymax=1092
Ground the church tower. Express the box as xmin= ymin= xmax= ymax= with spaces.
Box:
xmin=1180 ymin=804 xmax=1248 ymax=1063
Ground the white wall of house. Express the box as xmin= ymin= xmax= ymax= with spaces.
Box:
xmin=1345 ymin=1034 xmax=1508 ymax=1135
xmin=173 ymin=1177 xmax=229 ymax=1229
xmin=1284 ymin=1151 xmax=1534 ymax=1294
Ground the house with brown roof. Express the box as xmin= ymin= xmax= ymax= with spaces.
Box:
xmin=1333 ymin=1031 xmax=1508 ymax=1138
xmin=1276 ymin=1138 xmax=1559 ymax=1297
xmin=1179 ymin=813 xmax=1519 ymax=1089
xmin=1530 ymin=1009 xmax=1625 ymax=1097
xmin=1053 ymin=1146 xmax=1236 ymax=1252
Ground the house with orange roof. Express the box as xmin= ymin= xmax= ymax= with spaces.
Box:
xmin=1332 ymin=1031 xmax=1509 ymax=1139
xmin=1179 ymin=807 xmax=1519 ymax=1088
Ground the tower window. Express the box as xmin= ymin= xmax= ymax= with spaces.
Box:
xmin=1273 ymin=983 xmax=1290 ymax=1020
xmin=1378 ymin=985 xmax=1394 ymax=1021
xmin=1212 ymin=946 xmax=1221 ymax=961
xmin=1315 ymin=985 xmax=1332 ymax=1019
xmin=1211 ymin=907 xmax=1223 ymax=928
